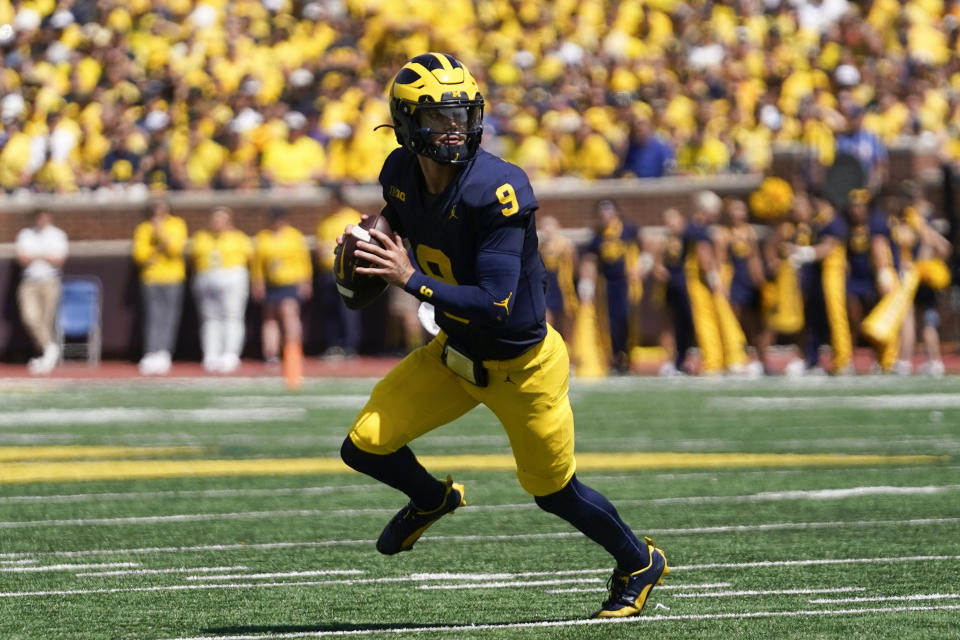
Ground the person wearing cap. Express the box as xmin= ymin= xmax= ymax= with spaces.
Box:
xmin=132 ymin=197 xmax=188 ymax=375
xmin=250 ymin=207 xmax=312 ymax=376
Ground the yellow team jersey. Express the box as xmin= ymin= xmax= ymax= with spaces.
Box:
xmin=191 ymin=229 xmax=253 ymax=273
xmin=132 ymin=215 xmax=189 ymax=285
xmin=252 ymin=225 xmax=312 ymax=287
xmin=317 ymin=206 xmax=363 ymax=272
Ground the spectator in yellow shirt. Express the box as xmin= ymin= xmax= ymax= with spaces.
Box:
xmin=676 ymin=127 xmax=731 ymax=175
xmin=316 ymin=186 xmax=363 ymax=359
xmin=251 ymin=207 xmax=312 ymax=369
xmin=260 ymin=111 xmax=326 ymax=187
xmin=131 ymin=197 xmax=188 ymax=375
xmin=191 ymin=206 xmax=253 ymax=374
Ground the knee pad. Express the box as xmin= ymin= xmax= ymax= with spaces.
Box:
xmin=923 ymin=308 xmax=940 ymax=329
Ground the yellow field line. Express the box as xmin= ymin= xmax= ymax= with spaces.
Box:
xmin=0 ymin=446 xmax=211 ymax=462
xmin=0 ymin=452 xmax=948 ymax=485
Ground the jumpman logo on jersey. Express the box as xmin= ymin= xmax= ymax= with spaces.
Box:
xmin=493 ymin=291 xmax=512 ymax=315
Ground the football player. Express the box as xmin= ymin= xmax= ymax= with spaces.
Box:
xmin=790 ymin=192 xmax=852 ymax=374
xmin=537 ymin=214 xmax=578 ymax=342
xmin=844 ymin=189 xmax=898 ymax=372
xmin=338 ymin=53 xmax=667 ymax=618
xmin=580 ymin=199 xmax=641 ymax=373
xmin=652 ymin=207 xmax=695 ymax=375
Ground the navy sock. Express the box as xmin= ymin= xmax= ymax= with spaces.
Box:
xmin=340 ymin=437 xmax=445 ymax=509
xmin=535 ymin=474 xmax=650 ymax=572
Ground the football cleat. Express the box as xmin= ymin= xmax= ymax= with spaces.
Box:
xmin=593 ymin=537 xmax=669 ymax=618
xmin=376 ymin=476 xmax=465 ymax=555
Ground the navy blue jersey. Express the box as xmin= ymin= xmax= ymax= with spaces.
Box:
xmin=847 ymin=222 xmax=872 ymax=282
xmin=663 ymin=233 xmax=685 ymax=284
xmin=682 ymin=221 xmax=711 ymax=271
xmin=379 ymin=147 xmax=547 ymax=360
xmin=585 ymin=218 xmax=638 ymax=282
xmin=727 ymin=223 xmax=758 ymax=304
xmin=812 ymin=208 xmax=848 ymax=242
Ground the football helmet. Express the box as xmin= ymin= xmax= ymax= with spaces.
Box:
xmin=389 ymin=53 xmax=484 ymax=165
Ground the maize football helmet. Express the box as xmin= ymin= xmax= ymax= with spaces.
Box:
xmin=389 ymin=53 xmax=484 ymax=165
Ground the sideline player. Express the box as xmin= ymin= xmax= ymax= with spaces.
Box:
xmin=337 ymin=53 xmax=667 ymax=619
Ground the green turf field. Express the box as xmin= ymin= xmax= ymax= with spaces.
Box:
xmin=1 ymin=375 xmax=959 ymax=639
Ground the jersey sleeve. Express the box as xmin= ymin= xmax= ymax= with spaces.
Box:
xmin=403 ymin=161 xmax=535 ymax=324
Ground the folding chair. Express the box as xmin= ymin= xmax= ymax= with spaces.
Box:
xmin=57 ymin=275 xmax=103 ymax=366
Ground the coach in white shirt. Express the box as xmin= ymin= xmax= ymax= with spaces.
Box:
xmin=15 ymin=208 xmax=68 ymax=374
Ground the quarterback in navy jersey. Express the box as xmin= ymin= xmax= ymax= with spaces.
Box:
xmin=378 ymin=144 xmax=547 ymax=360
xmin=337 ymin=52 xmax=667 ymax=619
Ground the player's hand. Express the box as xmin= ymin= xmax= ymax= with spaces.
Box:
xmin=336 ymin=215 xmax=370 ymax=246
xmin=355 ymin=228 xmax=415 ymax=287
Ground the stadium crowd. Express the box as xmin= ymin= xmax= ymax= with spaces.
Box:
xmin=2 ymin=0 xmax=960 ymax=191
xmin=4 ymin=0 xmax=959 ymax=377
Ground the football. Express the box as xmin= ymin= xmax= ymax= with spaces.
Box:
xmin=334 ymin=215 xmax=392 ymax=310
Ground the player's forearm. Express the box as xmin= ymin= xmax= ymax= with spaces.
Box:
xmin=404 ymin=252 xmax=521 ymax=324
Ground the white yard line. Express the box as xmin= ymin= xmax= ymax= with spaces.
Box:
xmin=0 ymin=407 xmax=306 ymax=427
xmin=1 ymin=562 xmax=138 ymax=573
xmin=674 ymin=555 xmax=960 ymax=570
xmin=187 ymin=570 xmax=363 ymax=581
xmin=809 ymin=593 xmax=960 ymax=604
xmin=3 ymin=481 xmax=957 ymax=508
xmin=211 ymin=396 xmax=369 ymax=409
xmin=5 ymin=495 xmax=960 ymax=529
xmin=76 ymin=566 xmax=249 ymax=578
xmin=5 ymin=526 xmax=960 ymax=562
xmin=649 ymin=465 xmax=960 ymax=481
xmin=672 ymin=586 xmax=867 ymax=598
xmin=418 ymin=578 xmax=601 ymax=590
xmin=548 ymin=582 xmax=732 ymax=594
xmin=708 ymin=394 xmax=960 ymax=411
xmin=643 ymin=484 xmax=960 ymax=505
xmin=153 ymin=605 xmax=960 ymax=639
xmin=0 ymin=484 xmax=382 ymax=505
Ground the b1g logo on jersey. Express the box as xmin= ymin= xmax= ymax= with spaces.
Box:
xmin=389 ymin=185 xmax=406 ymax=202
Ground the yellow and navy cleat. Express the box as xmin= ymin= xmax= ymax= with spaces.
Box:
xmin=592 ymin=537 xmax=669 ymax=618
xmin=376 ymin=476 xmax=466 ymax=555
